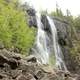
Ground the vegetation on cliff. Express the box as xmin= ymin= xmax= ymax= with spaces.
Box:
xmin=0 ymin=0 xmax=36 ymax=55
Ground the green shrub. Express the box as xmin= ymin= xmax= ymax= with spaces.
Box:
xmin=0 ymin=0 xmax=36 ymax=55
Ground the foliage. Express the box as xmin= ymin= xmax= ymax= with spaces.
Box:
xmin=74 ymin=16 xmax=80 ymax=30
xmin=40 ymin=10 xmax=48 ymax=15
xmin=50 ymin=8 xmax=64 ymax=19
xmin=0 ymin=0 xmax=36 ymax=55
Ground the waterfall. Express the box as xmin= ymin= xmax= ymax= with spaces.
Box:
xmin=35 ymin=13 xmax=49 ymax=64
xmin=47 ymin=16 xmax=67 ymax=71
xmin=34 ymin=13 xmax=67 ymax=71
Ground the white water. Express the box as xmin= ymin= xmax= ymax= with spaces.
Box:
xmin=35 ymin=13 xmax=67 ymax=71
xmin=36 ymin=13 xmax=49 ymax=64
xmin=47 ymin=16 xmax=67 ymax=71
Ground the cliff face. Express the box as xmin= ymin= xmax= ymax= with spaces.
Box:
xmin=41 ymin=15 xmax=73 ymax=72
xmin=26 ymin=9 xmax=77 ymax=72
xmin=27 ymin=12 xmax=73 ymax=70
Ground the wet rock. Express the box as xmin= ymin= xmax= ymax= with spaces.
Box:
xmin=26 ymin=8 xmax=37 ymax=28
xmin=26 ymin=55 xmax=37 ymax=63
xmin=36 ymin=70 xmax=45 ymax=79
xmin=0 ymin=73 xmax=9 ymax=80
xmin=27 ymin=8 xmax=36 ymax=16
xmin=41 ymin=15 xmax=51 ymax=33
xmin=28 ymin=16 xmax=37 ymax=28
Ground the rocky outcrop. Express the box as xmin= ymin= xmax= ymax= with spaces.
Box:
xmin=27 ymin=8 xmax=36 ymax=16
xmin=26 ymin=8 xmax=72 ymax=47
xmin=0 ymin=49 xmax=79 ymax=80
xmin=27 ymin=8 xmax=37 ymax=28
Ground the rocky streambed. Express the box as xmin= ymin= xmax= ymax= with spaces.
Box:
xmin=0 ymin=49 xmax=79 ymax=80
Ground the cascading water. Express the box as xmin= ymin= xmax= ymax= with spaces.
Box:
xmin=35 ymin=13 xmax=49 ymax=64
xmin=47 ymin=16 xmax=67 ymax=71
xmin=35 ymin=12 xmax=67 ymax=71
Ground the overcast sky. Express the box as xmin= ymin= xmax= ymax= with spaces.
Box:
xmin=20 ymin=0 xmax=80 ymax=16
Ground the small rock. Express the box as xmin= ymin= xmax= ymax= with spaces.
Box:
xmin=8 ymin=58 xmax=19 ymax=69
xmin=25 ymin=55 xmax=37 ymax=63
xmin=10 ymin=70 xmax=22 ymax=79
xmin=36 ymin=70 xmax=45 ymax=79
xmin=0 ymin=54 xmax=8 ymax=66
xmin=16 ymin=74 xmax=36 ymax=80
xmin=0 ymin=73 xmax=7 ymax=79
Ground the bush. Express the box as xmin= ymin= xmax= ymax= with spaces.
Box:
xmin=0 ymin=0 xmax=36 ymax=55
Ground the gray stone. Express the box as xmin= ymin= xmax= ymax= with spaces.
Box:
xmin=0 ymin=54 xmax=9 ymax=66
xmin=27 ymin=8 xmax=36 ymax=16
xmin=16 ymin=74 xmax=36 ymax=80
xmin=8 ymin=58 xmax=19 ymax=69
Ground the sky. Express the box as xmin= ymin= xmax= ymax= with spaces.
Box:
xmin=20 ymin=0 xmax=80 ymax=16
